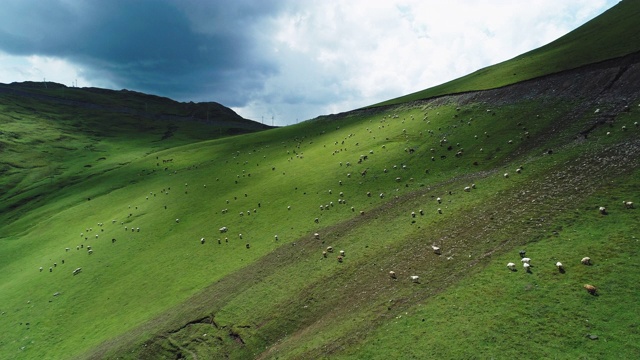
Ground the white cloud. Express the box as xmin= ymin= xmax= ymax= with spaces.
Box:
xmin=0 ymin=51 xmax=109 ymax=88
xmin=236 ymin=0 xmax=615 ymax=125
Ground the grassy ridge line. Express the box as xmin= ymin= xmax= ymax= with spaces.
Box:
xmin=373 ymin=0 xmax=640 ymax=107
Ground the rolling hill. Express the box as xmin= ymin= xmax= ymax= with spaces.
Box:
xmin=1 ymin=1 xmax=639 ymax=359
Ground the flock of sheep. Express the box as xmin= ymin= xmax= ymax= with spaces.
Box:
xmin=36 ymin=104 xmax=635 ymax=305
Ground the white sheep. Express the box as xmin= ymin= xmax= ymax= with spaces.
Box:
xmin=581 ymin=257 xmax=592 ymax=265
xmin=556 ymin=262 xmax=564 ymax=271
xmin=464 ymin=186 xmax=471 ymax=192
xmin=431 ymin=245 xmax=441 ymax=255
xmin=506 ymin=262 xmax=516 ymax=271
xmin=389 ymin=271 xmax=397 ymax=279
xmin=521 ymin=257 xmax=531 ymax=264
xmin=523 ymin=262 xmax=531 ymax=272
xmin=599 ymin=206 xmax=607 ymax=215
xmin=410 ymin=275 xmax=420 ymax=283
xmin=73 ymin=268 xmax=82 ymax=275
xmin=623 ymin=201 xmax=634 ymax=209
xmin=314 ymin=233 xmax=320 ymax=240
xmin=339 ymin=250 xmax=345 ymax=257
xmin=437 ymin=197 xmax=442 ymax=204
xmin=504 ymin=173 xmax=509 ymax=178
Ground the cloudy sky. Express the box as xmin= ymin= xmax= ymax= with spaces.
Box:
xmin=0 ymin=0 xmax=618 ymax=126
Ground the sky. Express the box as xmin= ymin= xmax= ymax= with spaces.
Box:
xmin=0 ymin=0 xmax=619 ymax=126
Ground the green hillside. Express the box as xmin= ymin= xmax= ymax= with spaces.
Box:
xmin=1 ymin=2 xmax=639 ymax=360
xmin=374 ymin=0 xmax=640 ymax=107
xmin=0 ymin=82 xmax=272 ymax=229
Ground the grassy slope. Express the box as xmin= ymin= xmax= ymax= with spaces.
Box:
xmin=373 ymin=0 xmax=640 ymax=107
xmin=0 ymin=84 xmax=269 ymax=232
xmin=0 ymin=2 xmax=639 ymax=359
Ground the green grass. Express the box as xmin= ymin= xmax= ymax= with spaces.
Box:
xmin=1 ymin=2 xmax=640 ymax=359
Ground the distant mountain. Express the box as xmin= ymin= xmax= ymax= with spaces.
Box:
xmin=0 ymin=81 xmax=272 ymax=132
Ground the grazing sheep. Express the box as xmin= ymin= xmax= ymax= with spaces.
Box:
xmin=411 ymin=211 xmax=416 ymax=218
xmin=521 ymin=257 xmax=531 ymax=264
xmin=337 ymin=256 xmax=343 ymax=263
xmin=389 ymin=271 xmax=397 ymax=279
xmin=556 ymin=262 xmax=564 ymax=272
xmin=219 ymin=226 xmax=228 ymax=233
xmin=315 ymin=217 xmax=319 ymax=223
xmin=432 ymin=245 xmax=441 ymax=255
xmin=49 ymin=267 xmax=53 ymax=272
xmin=584 ymin=284 xmax=597 ymax=295
xmin=599 ymin=206 xmax=607 ymax=215
xmin=504 ymin=173 xmax=509 ymax=178
xmin=523 ymin=262 xmax=531 ymax=272
xmin=73 ymin=268 xmax=82 ymax=276
xmin=623 ymin=201 xmax=634 ymax=209
xmin=322 ymin=251 xmax=327 ymax=258
xmin=200 ymin=238 xmax=205 ymax=244
xmin=176 ymin=219 xmax=180 ymax=223
xmin=88 ymin=249 xmax=93 ymax=255
xmin=39 ymin=267 xmax=43 ymax=272
xmin=464 ymin=186 xmax=471 ymax=192
xmin=379 ymin=193 xmax=384 ymax=198
xmin=326 ymin=246 xmax=334 ymax=253
xmin=581 ymin=257 xmax=592 ymax=265
xmin=410 ymin=275 xmax=420 ymax=283
xmin=437 ymin=208 xmax=442 ymax=214
xmin=339 ymin=250 xmax=345 ymax=257
xmin=437 ymin=197 xmax=442 ymax=204
xmin=314 ymin=233 xmax=320 ymax=240
xmin=507 ymin=262 xmax=516 ymax=271
xmin=65 ymin=247 xmax=70 ymax=252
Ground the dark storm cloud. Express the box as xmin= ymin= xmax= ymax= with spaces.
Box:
xmin=0 ymin=0 xmax=282 ymax=106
